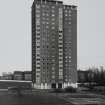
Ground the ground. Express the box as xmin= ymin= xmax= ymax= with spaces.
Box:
xmin=0 ymin=89 xmax=105 ymax=105
xmin=0 ymin=90 xmax=72 ymax=105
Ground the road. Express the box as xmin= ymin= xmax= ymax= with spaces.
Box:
xmin=0 ymin=91 xmax=74 ymax=105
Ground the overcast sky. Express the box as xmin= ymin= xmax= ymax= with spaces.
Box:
xmin=0 ymin=0 xmax=105 ymax=75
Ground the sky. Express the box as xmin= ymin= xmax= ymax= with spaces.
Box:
xmin=0 ymin=0 xmax=105 ymax=75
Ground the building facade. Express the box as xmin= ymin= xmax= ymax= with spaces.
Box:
xmin=1 ymin=72 xmax=13 ymax=80
xmin=14 ymin=71 xmax=24 ymax=80
xmin=32 ymin=0 xmax=77 ymax=89
xmin=24 ymin=71 xmax=32 ymax=81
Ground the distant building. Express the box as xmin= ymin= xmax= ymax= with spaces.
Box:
xmin=78 ymin=71 xmax=86 ymax=83
xmin=78 ymin=70 xmax=95 ymax=83
xmin=24 ymin=71 xmax=32 ymax=81
xmin=32 ymin=0 xmax=77 ymax=89
xmin=1 ymin=72 xmax=13 ymax=80
xmin=13 ymin=71 xmax=24 ymax=80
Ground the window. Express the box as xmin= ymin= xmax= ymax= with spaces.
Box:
xmin=46 ymin=22 xmax=49 ymax=24
xmin=69 ymin=56 xmax=71 ymax=58
xmin=46 ymin=45 xmax=49 ymax=48
xmin=59 ymin=31 xmax=63 ymax=33
xmin=69 ymin=22 xmax=71 ymax=24
xmin=51 ymin=6 xmax=55 ymax=9
xmin=36 ymin=75 xmax=40 ymax=78
xmin=52 ymin=46 xmax=55 ymax=48
xmin=37 ymin=67 xmax=40 ymax=69
xmin=69 ymin=60 xmax=71 ymax=62
xmin=46 ymin=13 xmax=49 ymax=16
xmin=52 ymin=75 xmax=55 ymax=79
xmin=36 ymin=46 xmax=40 ymax=48
xmin=33 ymin=55 xmax=35 ymax=58
xmin=59 ymin=39 xmax=63 ymax=41
xmin=36 ymin=33 xmax=40 ymax=36
xmin=43 ymin=17 xmax=45 ymax=20
xmin=36 ymin=20 xmax=40 ymax=24
xmin=69 ymin=18 xmax=71 ymax=20
xmin=52 ymin=67 xmax=55 ymax=70
xmin=52 ymin=18 xmax=55 ymax=21
xmin=59 ymin=43 xmax=63 ymax=45
xmin=52 ymin=59 xmax=55 ymax=62
xmin=52 ymin=14 xmax=55 ymax=17
xmin=36 ymin=37 xmax=40 ymax=40
xmin=59 ymin=51 xmax=63 ymax=53
xmin=36 ymin=26 xmax=40 ymax=30
xmin=59 ymin=47 xmax=63 ymax=49
xmin=42 ymin=13 xmax=45 ymax=16
xmin=67 ymin=6 xmax=70 ymax=9
xmin=51 ymin=27 xmax=55 ymax=29
xmin=59 ymin=55 xmax=63 ymax=57
xmin=43 ymin=67 xmax=45 ymax=69
xmin=36 ymin=59 xmax=40 ymax=61
xmin=52 ymin=22 xmax=55 ymax=25
xmin=65 ymin=10 xmax=67 ymax=13
xmin=42 ymin=5 xmax=45 ymax=8
xmin=65 ymin=14 xmax=68 ymax=16
xmin=46 ymin=26 xmax=49 ymax=29
xmin=59 ymin=59 xmax=62 ymax=61
xmin=36 ymin=71 xmax=40 ymax=73
xmin=36 ymin=10 xmax=40 ymax=13
xmin=59 ymin=72 xmax=63 ymax=75
xmin=36 ymin=54 xmax=40 ymax=56
xmin=36 ymin=4 xmax=40 ymax=9
xmin=52 ymin=10 xmax=55 ymax=14
xmin=69 ymin=10 xmax=71 ymax=13
xmin=59 ymin=67 xmax=63 ymax=69
xmin=59 ymin=63 xmax=63 ymax=65
xmin=46 ymin=18 xmax=49 ymax=20
xmin=36 ymin=29 xmax=40 ymax=32
xmin=37 ymin=62 xmax=40 ymax=65
xmin=36 ymin=14 xmax=40 ymax=18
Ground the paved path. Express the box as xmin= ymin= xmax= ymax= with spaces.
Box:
xmin=0 ymin=91 xmax=73 ymax=105
xmin=56 ymin=93 xmax=105 ymax=105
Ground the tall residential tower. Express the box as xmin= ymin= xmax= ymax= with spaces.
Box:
xmin=32 ymin=0 xmax=77 ymax=89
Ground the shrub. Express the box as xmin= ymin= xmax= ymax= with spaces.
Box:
xmin=65 ymin=86 xmax=77 ymax=93
xmin=93 ymin=86 xmax=105 ymax=92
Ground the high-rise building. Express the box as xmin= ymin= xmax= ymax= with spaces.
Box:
xmin=32 ymin=0 xmax=77 ymax=89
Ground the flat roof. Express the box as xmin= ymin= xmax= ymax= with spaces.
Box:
xmin=0 ymin=80 xmax=32 ymax=83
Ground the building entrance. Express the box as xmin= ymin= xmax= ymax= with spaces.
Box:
xmin=51 ymin=83 xmax=56 ymax=88
xmin=58 ymin=83 xmax=62 ymax=88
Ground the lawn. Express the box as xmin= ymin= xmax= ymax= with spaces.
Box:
xmin=0 ymin=91 xmax=73 ymax=105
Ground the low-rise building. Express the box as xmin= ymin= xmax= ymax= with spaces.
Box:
xmin=1 ymin=72 xmax=13 ymax=80
xmin=24 ymin=71 xmax=32 ymax=81
xmin=78 ymin=70 xmax=87 ymax=83
xmin=13 ymin=71 xmax=24 ymax=80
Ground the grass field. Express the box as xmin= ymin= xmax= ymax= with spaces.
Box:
xmin=0 ymin=91 xmax=73 ymax=105
xmin=0 ymin=89 xmax=105 ymax=105
xmin=0 ymin=81 xmax=105 ymax=105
